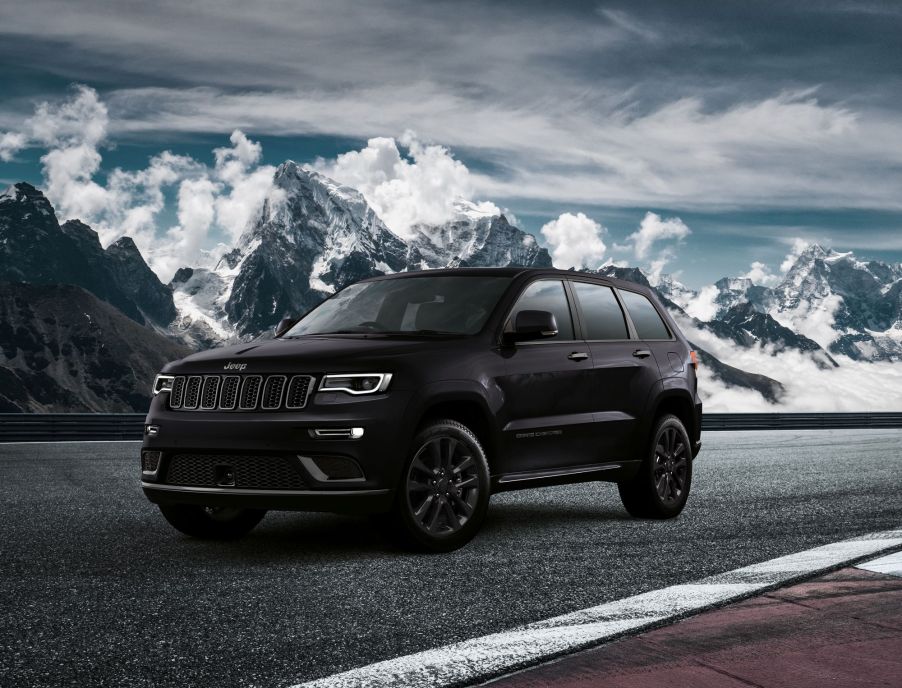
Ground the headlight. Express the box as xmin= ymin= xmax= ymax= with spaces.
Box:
xmin=319 ymin=373 xmax=392 ymax=395
xmin=152 ymin=374 xmax=175 ymax=396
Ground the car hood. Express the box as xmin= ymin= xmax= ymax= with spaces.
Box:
xmin=161 ymin=335 xmax=444 ymax=377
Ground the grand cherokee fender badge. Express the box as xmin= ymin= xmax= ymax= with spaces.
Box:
xmin=223 ymin=362 xmax=248 ymax=371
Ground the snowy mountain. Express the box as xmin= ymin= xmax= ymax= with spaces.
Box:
xmin=171 ymin=163 xmax=551 ymax=343
xmin=662 ymin=245 xmax=902 ymax=362
xmin=2 ymin=170 xmax=901 ymax=412
xmin=0 ymin=183 xmax=175 ymax=327
xmin=407 ymin=200 xmax=551 ymax=270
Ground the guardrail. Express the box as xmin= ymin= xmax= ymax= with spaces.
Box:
xmin=1 ymin=412 xmax=901 ymax=442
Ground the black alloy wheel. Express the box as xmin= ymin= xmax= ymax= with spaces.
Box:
xmin=389 ymin=419 xmax=490 ymax=552
xmin=618 ymin=414 xmax=693 ymax=519
xmin=653 ymin=425 xmax=689 ymax=505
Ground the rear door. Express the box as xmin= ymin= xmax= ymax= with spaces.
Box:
xmin=569 ymin=280 xmax=661 ymax=462
xmin=616 ymin=288 xmax=683 ymax=378
xmin=497 ymin=279 xmax=597 ymax=473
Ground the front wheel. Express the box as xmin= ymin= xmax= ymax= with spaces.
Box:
xmin=618 ymin=414 xmax=692 ymax=519
xmin=386 ymin=419 xmax=491 ymax=552
xmin=159 ymin=504 xmax=266 ymax=539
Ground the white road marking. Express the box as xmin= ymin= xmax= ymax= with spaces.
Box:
xmin=291 ymin=528 xmax=902 ymax=688
xmin=857 ymin=550 xmax=902 ymax=578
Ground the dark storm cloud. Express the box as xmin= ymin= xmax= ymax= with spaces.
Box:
xmin=1 ymin=0 xmax=902 ymax=217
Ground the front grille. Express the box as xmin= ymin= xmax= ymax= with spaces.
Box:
xmin=200 ymin=376 xmax=220 ymax=409
xmin=239 ymin=375 xmax=262 ymax=410
xmin=164 ymin=453 xmax=307 ymax=490
xmin=285 ymin=376 xmax=312 ymax=409
xmin=167 ymin=374 xmax=315 ymax=412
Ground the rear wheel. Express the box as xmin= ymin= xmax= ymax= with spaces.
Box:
xmin=159 ymin=504 xmax=266 ymax=539
xmin=618 ymin=414 xmax=692 ymax=519
xmin=387 ymin=419 xmax=490 ymax=552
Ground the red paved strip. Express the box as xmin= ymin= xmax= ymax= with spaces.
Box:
xmin=484 ymin=568 xmax=902 ymax=688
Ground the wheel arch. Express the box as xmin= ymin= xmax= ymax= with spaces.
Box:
xmin=408 ymin=390 xmax=498 ymax=470
xmin=651 ymin=390 xmax=698 ymax=442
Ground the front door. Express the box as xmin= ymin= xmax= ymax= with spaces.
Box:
xmin=497 ymin=279 xmax=596 ymax=474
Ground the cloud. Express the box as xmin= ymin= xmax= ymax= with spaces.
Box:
xmin=1 ymin=87 xmax=280 ymax=281
xmin=212 ymin=130 xmax=279 ymax=243
xmin=540 ymin=212 xmax=607 ymax=269
xmin=780 ymin=237 xmax=811 ymax=273
xmin=619 ymin=211 xmax=691 ymax=284
xmin=313 ymin=133 xmax=497 ymax=238
xmin=675 ymin=312 xmax=902 ymax=412
xmin=0 ymin=131 xmax=26 ymax=161
xmin=3 ymin=3 xmax=902 ymax=215
xmin=683 ymin=284 xmax=720 ymax=322
xmin=742 ymin=260 xmax=780 ymax=286
xmin=627 ymin=212 xmax=691 ymax=259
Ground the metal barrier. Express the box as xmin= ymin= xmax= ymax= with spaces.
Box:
xmin=1 ymin=412 xmax=901 ymax=442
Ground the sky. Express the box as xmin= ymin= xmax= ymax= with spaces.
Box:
xmin=1 ymin=0 xmax=901 ymax=287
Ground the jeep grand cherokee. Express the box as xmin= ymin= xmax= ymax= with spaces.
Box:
xmin=142 ymin=268 xmax=702 ymax=551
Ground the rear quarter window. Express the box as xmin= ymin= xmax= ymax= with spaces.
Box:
xmin=618 ymin=289 xmax=671 ymax=340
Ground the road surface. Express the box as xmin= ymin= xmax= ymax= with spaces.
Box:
xmin=1 ymin=429 xmax=900 ymax=687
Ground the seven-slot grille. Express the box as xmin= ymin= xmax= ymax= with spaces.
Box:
xmin=167 ymin=374 xmax=314 ymax=411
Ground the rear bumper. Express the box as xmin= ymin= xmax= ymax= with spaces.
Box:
xmin=142 ymin=482 xmax=394 ymax=513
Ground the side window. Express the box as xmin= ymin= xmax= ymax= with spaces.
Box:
xmin=618 ymin=290 xmax=671 ymax=339
xmin=572 ymin=282 xmax=629 ymax=340
xmin=506 ymin=280 xmax=575 ymax=340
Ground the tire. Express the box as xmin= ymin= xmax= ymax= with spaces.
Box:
xmin=159 ymin=504 xmax=266 ymax=540
xmin=618 ymin=414 xmax=692 ymax=519
xmin=386 ymin=419 xmax=491 ymax=552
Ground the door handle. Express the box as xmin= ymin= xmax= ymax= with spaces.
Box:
xmin=567 ymin=351 xmax=589 ymax=361
xmin=632 ymin=349 xmax=652 ymax=358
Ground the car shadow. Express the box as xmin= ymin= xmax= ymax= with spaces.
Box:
xmin=485 ymin=501 xmax=633 ymax=528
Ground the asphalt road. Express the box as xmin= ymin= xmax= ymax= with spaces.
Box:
xmin=1 ymin=429 xmax=900 ymax=688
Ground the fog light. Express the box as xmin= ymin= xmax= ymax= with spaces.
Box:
xmin=145 ymin=424 xmax=160 ymax=437
xmin=141 ymin=450 xmax=162 ymax=473
xmin=310 ymin=427 xmax=365 ymax=439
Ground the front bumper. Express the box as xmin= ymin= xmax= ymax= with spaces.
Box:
xmin=142 ymin=482 xmax=393 ymax=513
xmin=140 ymin=389 xmax=413 ymax=513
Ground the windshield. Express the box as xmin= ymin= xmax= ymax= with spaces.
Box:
xmin=284 ymin=275 xmax=513 ymax=337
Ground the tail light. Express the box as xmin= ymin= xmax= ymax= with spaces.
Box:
xmin=689 ymin=350 xmax=699 ymax=370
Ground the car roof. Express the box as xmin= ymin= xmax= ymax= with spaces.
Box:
xmin=362 ymin=267 xmax=654 ymax=294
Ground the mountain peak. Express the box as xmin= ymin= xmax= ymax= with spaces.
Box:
xmin=1 ymin=182 xmax=55 ymax=215
xmin=798 ymin=243 xmax=830 ymax=261
xmin=108 ymin=235 xmax=140 ymax=253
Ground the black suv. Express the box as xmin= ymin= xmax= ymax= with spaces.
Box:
xmin=142 ymin=268 xmax=702 ymax=551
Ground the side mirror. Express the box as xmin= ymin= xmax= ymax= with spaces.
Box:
xmin=274 ymin=316 xmax=298 ymax=338
xmin=507 ymin=310 xmax=558 ymax=342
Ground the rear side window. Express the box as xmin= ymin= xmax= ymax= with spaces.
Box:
xmin=572 ymin=282 xmax=629 ymax=340
xmin=506 ymin=280 xmax=575 ymax=340
xmin=618 ymin=290 xmax=671 ymax=339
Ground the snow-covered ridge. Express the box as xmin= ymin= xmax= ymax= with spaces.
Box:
xmin=170 ymin=163 xmax=550 ymax=341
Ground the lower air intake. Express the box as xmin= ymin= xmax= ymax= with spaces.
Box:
xmin=164 ymin=454 xmax=308 ymax=490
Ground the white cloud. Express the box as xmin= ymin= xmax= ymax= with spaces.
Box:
xmin=152 ymin=176 xmax=220 ymax=281
xmin=684 ymin=284 xmax=720 ymax=322
xmin=313 ymin=133 xmax=496 ymax=238
xmin=212 ymin=130 xmax=280 ymax=243
xmin=0 ymin=131 xmax=27 ymax=161
xmin=780 ymin=237 xmax=811 ymax=273
xmin=676 ymin=312 xmax=902 ymax=412
xmin=772 ymin=292 xmax=844 ymax=350
xmin=540 ymin=212 xmax=607 ymax=269
xmin=742 ymin=260 xmax=780 ymax=286
xmin=1 ymin=88 xmax=280 ymax=282
xmin=627 ymin=212 xmax=691 ymax=259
